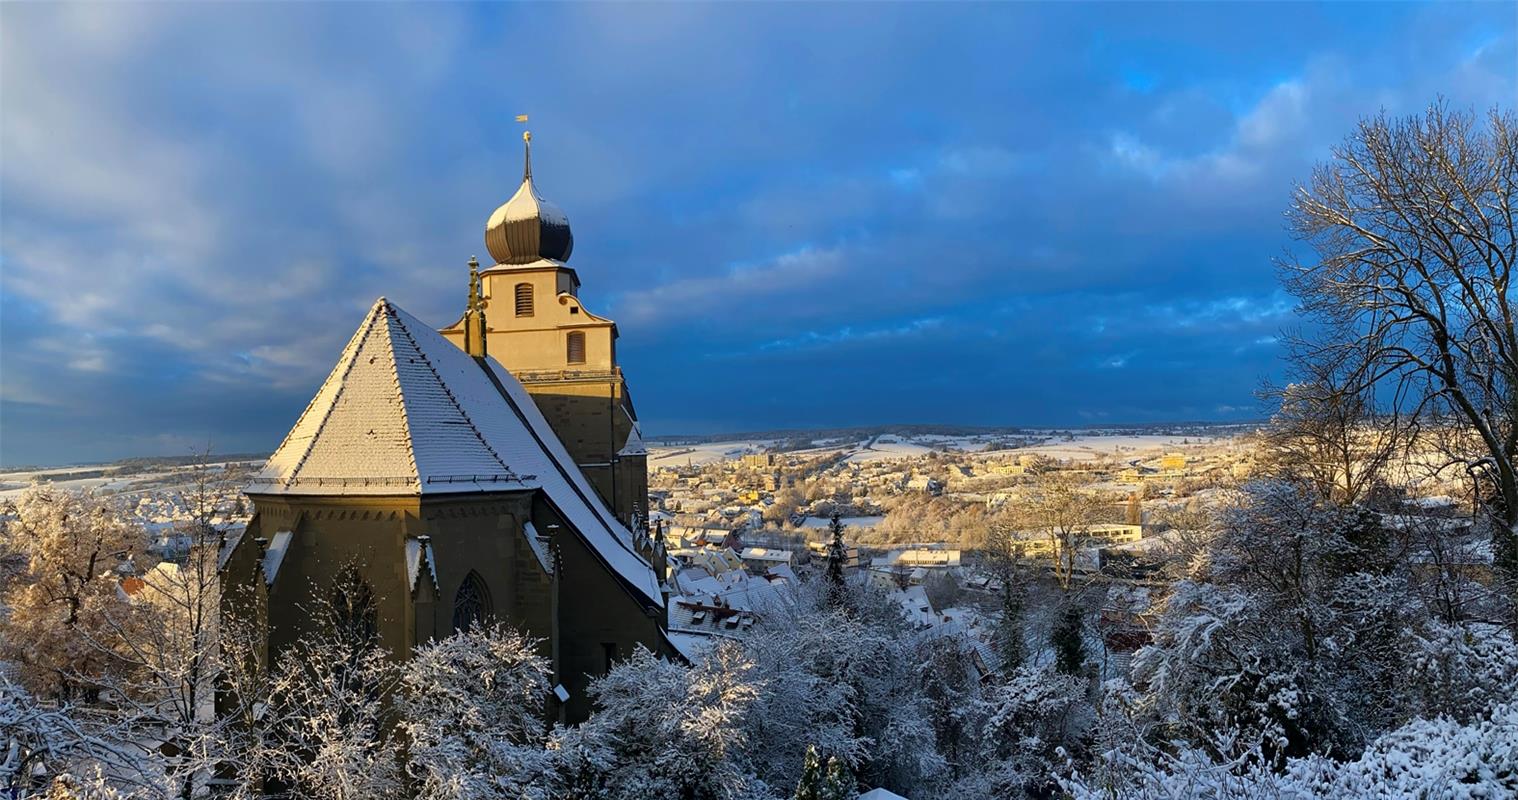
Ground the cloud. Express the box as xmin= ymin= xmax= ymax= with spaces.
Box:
xmin=750 ymin=316 xmax=944 ymax=355
xmin=0 ymin=2 xmax=1513 ymax=464
xmin=614 ymin=245 xmax=850 ymax=327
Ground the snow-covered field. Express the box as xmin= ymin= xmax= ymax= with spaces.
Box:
xmin=992 ymin=433 xmax=1223 ymax=463
xmin=647 ymin=440 xmax=776 ymax=466
xmin=0 ymin=471 xmax=168 ymax=501
xmin=0 ymin=461 xmax=263 ymax=502
xmin=843 ymin=435 xmax=935 ymax=463
xmin=648 ymin=430 xmax=1239 ymax=468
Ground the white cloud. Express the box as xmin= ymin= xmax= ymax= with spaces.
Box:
xmin=613 ymin=245 xmax=849 ymax=326
xmin=753 ymin=316 xmax=944 ymax=354
xmin=0 ymin=4 xmax=472 ymax=398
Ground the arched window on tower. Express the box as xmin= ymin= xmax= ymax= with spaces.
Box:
xmin=452 ymin=571 xmax=492 ymax=632
xmin=566 ymin=331 xmax=586 ymax=365
xmin=514 ymin=283 xmax=534 ymax=317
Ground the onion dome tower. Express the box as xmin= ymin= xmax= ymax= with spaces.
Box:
xmin=441 ymin=127 xmax=648 ymax=529
xmin=484 ymin=131 xmax=574 ymax=265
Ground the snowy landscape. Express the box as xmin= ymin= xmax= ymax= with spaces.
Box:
xmin=3 ymin=3 xmax=1517 ymax=799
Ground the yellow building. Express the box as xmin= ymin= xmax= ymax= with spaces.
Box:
xmin=442 ymin=132 xmax=647 ymax=525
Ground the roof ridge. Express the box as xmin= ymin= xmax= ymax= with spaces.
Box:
xmin=477 ymin=359 xmax=645 ymax=563
xmin=280 ymin=302 xmax=386 ymax=488
xmin=388 ymin=306 xmax=513 ymax=480
xmin=378 ymin=305 xmax=422 ymax=489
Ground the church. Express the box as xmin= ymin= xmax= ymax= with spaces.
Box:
xmin=220 ymin=131 xmax=668 ymax=722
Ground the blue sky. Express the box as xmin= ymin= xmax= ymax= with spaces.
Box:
xmin=1 ymin=2 xmax=1513 ymax=466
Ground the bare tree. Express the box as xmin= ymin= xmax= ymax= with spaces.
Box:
xmin=1260 ymin=367 xmax=1405 ymax=507
xmin=1281 ymin=102 xmax=1517 ymax=537
xmin=1019 ymin=471 xmax=1106 ymax=591
xmin=90 ymin=454 xmax=248 ymax=799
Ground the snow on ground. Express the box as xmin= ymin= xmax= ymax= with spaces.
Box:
xmin=0 ymin=461 xmax=264 ymax=502
xmin=0 ymin=471 xmax=173 ymax=501
xmin=647 ymin=440 xmax=776 ymax=466
xmin=844 ymin=435 xmax=935 ymax=463
xmin=980 ymin=434 xmax=1217 ymax=463
xmin=911 ymin=434 xmax=1000 ymax=452
xmin=649 ymin=431 xmax=1239 ymax=469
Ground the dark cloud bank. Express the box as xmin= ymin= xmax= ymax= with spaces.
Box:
xmin=1 ymin=2 xmax=1513 ymax=465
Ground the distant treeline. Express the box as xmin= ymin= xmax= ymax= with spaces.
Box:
xmin=4 ymin=453 xmax=270 ymax=474
xmin=644 ymin=421 xmax=1264 ymax=446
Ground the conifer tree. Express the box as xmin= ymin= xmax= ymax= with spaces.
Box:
xmin=794 ymin=745 xmax=824 ymax=800
xmin=821 ymin=755 xmax=856 ymax=800
xmin=1051 ymin=604 xmax=1086 ymax=676
xmin=825 ymin=512 xmax=849 ymax=609
xmin=997 ymin=578 xmax=1026 ymax=673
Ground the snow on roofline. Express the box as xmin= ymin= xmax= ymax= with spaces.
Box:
xmin=246 ymin=298 xmax=662 ymax=608
xmin=405 ymin=536 xmax=438 ymax=592
xmin=477 ymin=354 xmax=662 ymax=606
xmin=263 ymin=530 xmax=293 ymax=586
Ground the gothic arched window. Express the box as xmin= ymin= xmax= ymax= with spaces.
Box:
xmin=452 ymin=571 xmax=492 ymax=632
xmin=331 ymin=566 xmax=378 ymax=646
xmin=566 ymin=331 xmax=586 ymax=365
xmin=514 ymin=283 xmax=534 ymax=317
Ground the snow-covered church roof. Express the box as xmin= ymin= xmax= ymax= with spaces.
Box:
xmin=248 ymin=297 xmax=662 ymax=606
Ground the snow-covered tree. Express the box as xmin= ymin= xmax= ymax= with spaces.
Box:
xmin=793 ymin=746 xmax=824 ymax=800
xmin=820 ymin=754 xmax=856 ymax=800
xmin=554 ymin=643 xmax=766 ymax=800
xmin=395 ymin=624 xmax=554 ymax=800
xmin=99 ymin=489 xmax=242 ymax=799
xmin=1130 ymin=480 xmax=1515 ymax=767
xmin=259 ymin=567 xmax=403 ymax=800
xmin=1065 ymin=698 xmax=1518 ymax=799
xmin=742 ymin=585 xmax=943 ymax=798
xmin=0 ymin=485 xmax=146 ymax=700
xmin=954 ymin=664 xmax=1091 ymax=798
xmin=916 ymin=634 xmax=985 ymax=776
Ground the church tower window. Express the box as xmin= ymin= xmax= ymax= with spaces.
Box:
xmin=514 ymin=283 xmax=534 ymax=317
xmin=452 ymin=570 xmax=492 ymax=632
xmin=566 ymin=331 xmax=586 ymax=364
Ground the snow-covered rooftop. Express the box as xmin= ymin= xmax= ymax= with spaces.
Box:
xmin=405 ymin=536 xmax=437 ymax=592
xmin=248 ymin=298 xmax=661 ymax=607
xmin=263 ymin=530 xmax=292 ymax=586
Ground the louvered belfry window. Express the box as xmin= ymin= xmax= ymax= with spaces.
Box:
xmin=514 ymin=282 xmax=534 ymax=317
xmin=566 ymin=331 xmax=586 ymax=364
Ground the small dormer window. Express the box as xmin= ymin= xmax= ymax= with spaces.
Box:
xmin=566 ymin=331 xmax=586 ymax=364
xmin=514 ymin=283 xmax=534 ymax=317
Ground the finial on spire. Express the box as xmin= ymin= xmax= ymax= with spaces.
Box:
xmin=464 ymin=255 xmax=487 ymax=358
xmin=518 ymin=114 xmax=533 ymax=182
xmin=522 ymin=130 xmax=532 ymax=181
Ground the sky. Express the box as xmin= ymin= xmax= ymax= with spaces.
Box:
xmin=0 ymin=2 xmax=1513 ymax=467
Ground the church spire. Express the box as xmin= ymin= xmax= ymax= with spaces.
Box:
xmin=464 ymin=256 xmax=487 ymax=357
xmin=522 ymin=129 xmax=532 ymax=182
